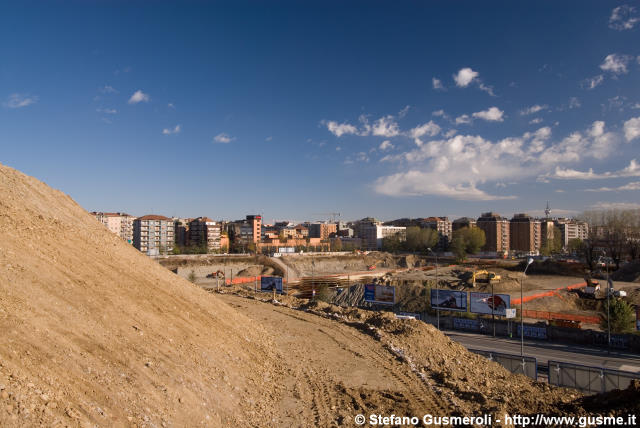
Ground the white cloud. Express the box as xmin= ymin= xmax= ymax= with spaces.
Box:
xmin=4 ymin=93 xmax=38 ymax=109
xmin=453 ymin=67 xmax=479 ymax=87
xmin=409 ymin=121 xmax=441 ymax=145
xmin=374 ymin=122 xmax=627 ymax=200
xmin=379 ymin=140 xmax=394 ymax=151
xmin=128 ymin=90 xmax=150 ymax=104
xmin=455 ymin=114 xmax=472 ymax=125
xmin=265 ymin=136 xmax=273 ymax=142
xmin=96 ymin=107 xmax=117 ymax=114
xmin=324 ymin=120 xmax=358 ymax=137
xmin=544 ymin=159 xmax=640 ymax=180
xmin=432 ymin=77 xmax=445 ymax=90
xmin=624 ymin=117 xmax=640 ymax=142
xmin=600 ymin=54 xmax=633 ymax=75
xmin=478 ymin=83 xmax=495 ymax=97
xmin=100 ymin=85 xmax=118 ymax=94
xmin=589 ymin=201 xmax=640 ymax=210
xmin=371 ymin=115 xmax=400 ymax=137
xmin=472 ymin=107 xmax=504 ymax=122
xmin=520 ymin=104 xmax=548 ymax=115
xmin=569 ymin=97 xmax=581 ymax=109
xmin=585 ymin=181 xmax=640 ymax=192
xmin=168 ymin=103 xmax=175 ymax=109
xmin=529 ymin=118 xmax=543 ymax=125
xmin=162 ymin=124 xmax=181 ymax=135
xmin=609 ymin=5 xmax=639 ymax=30
xmin=582 ymin=75 xmax=604 ymax=90
xmin=213 ymin=133 xmax=235 ymax=143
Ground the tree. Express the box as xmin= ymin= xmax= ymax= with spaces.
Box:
xmin=188 ymin=270 xmax=197 ymax=283
xmin=541 ymin=225 xmax=563 ymax=256
xmin=567 ymin=238 xmax=583 ymax=255
xmin=382 ymin=235 xmax=402 ymax=253
xmin=450 ymin=227 xmax=486 ymax=260
xmin=403 ymin=226 xmax=438 ymax=253
xmin=601 ymin=298 xmax=636 ymax=334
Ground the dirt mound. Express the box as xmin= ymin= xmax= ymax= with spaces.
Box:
xmin=579 ymin=379 xmax=640 ymax=416
xmin=611 ymin=260 xmax=640 ymax=282
xmin=0 ymin=163 xmax=281 ymax=426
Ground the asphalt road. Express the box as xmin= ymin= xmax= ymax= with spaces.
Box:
xmin=445 ymin=330 xmax=640 ymax=373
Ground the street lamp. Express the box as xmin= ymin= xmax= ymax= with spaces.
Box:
xmin=427 ymin=248 xmax=439 ymax=330
xmin=520 ymin=257 xmax=534 ymax=356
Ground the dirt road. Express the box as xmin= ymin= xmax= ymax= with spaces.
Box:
xmin=218 ymin=294 xmax=451 ymax=426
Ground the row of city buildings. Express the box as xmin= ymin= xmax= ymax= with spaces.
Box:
xmin=92 ymin=211 xmax=589 ymax=257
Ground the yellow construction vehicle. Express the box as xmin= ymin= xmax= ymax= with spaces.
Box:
xmin=472 ymin=270 xmax=501 ymax=286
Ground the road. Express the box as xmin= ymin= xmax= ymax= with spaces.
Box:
xmin=445 ymin=330 xmax=640 ymax=373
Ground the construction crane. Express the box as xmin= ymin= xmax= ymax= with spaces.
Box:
xmin=312 ymin=212 xmax=341 ymax=223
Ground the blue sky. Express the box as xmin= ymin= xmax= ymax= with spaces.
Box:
xmin=1 ymin=1 xmax=639 ymax=223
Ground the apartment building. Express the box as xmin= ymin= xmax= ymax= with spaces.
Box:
xmin=133 ymin=215 xmax=175 ymax=256
xmin=228 ymin=215 xmax=263 ymax=246
xmin=421 ymin=216 xmax=452 ymax=248
xmin=555 ymin=218 xmax=589 ymax=248
xmin=189 ymin=217 xmax=222 ymax=252
xmin=92 ymin=212 xmax=135 ymax=244
xmin=510 ymin=213 xmax=541 ymax=254
xmin=361 ymin=223 xmax=406 ymax=250
xmin=452 ymin=217 xmax=477 ymax=232
xmin=173 ymin=217 xmax=191 ymax=247
xmin=308 ymin=222 xmax=338 ymax=240
xmin=476 ymin=212 xmax=510 ymax=254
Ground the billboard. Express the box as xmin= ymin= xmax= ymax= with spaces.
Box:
xmin=431 ymin=289 xmax=467 ymax=312
xmin=260 ymin=276 xmax=283 ymax=294
xmin=364 ymin=284 xmax=395 ymax=305
xmin=470 ymin=292 xmax=511 ymax=316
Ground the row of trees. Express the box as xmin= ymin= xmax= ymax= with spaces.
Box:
xmin=381 ymin=226 xmax=439 ymax=253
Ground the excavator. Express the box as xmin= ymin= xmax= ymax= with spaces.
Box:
xmin=472 ymin=270 xmax=501 ymax=286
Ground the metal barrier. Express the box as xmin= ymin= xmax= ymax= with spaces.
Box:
xmin=470 ymin=349 xmax=537 ymax=380
xmin=453 ymin=318 xmax=481 ymax=332
xmin=548 ymin=360 xmax=640 ymax=394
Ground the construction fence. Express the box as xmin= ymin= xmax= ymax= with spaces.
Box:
xmin=548 ymin=360 xmax=640 ymax=394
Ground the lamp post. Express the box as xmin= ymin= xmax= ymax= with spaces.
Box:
xmin=428 ymin=248 xmax=439 ymax=330
xmin=520 ymin=257 xmax=534 ymax=356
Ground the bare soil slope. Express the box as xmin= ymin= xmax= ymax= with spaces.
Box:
xmin=0 ymin=164 xmax=281 ymax=426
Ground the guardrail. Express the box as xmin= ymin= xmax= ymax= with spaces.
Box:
xmin=470 ymin=349 xmax=538 ymax=380
xmin=547 ymin=360 xmax=639 ymax=394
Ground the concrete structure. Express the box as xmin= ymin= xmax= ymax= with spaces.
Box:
xmin=361 ymin=224 xmax=406 ymax=251
xmin=133 ymin=215 xmax=175 ymax=256
xmin=555 ymin=218 xmax=589 ymax=248
xmin=452 ymin=217 xmax=477 ymax=232
xmin=92 ymin=212 xmax=135 ymax=244
xmin=189 ymin=217 xmax=223 ymax=252
xmin=540 ymin=219 xmax=555 ymax=251
xmin=308 ymin=222 xmax=338 ymax=240
xmin=510 ymin=213 xmax=541 ymax=254
xmin=477 ymin=212 xmax=510 ymax=255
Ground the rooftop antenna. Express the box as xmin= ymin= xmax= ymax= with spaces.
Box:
xmin=544 ymin=201 xmax=551 ymax=219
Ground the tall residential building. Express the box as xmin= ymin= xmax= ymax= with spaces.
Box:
xmin=173 ymin=217 xmax=191 ymax=247
xmin=228 ymin=215 xmax=263 ymax=246
xmin=476 ymin=212 xmax=510 ymax=254
xmin=510 ymin=213 xmax=541 ymax=254
xmin=361 ymin=223 xmax=406 ymax=250
xmin=308 ymin=222 xmax=338 ymax=240
xmin=133 ymin=215 xmax=175 ymax=256
xmin=421 ymin=217 xmax=452 ymax=248
xmin=92 ymin=212 xmax=135 ymax=244
xmin=452 ymin=217 xmax=477 ymax=232
xmin=555 ymin=218 xmax=589 ymax=248
xmin=189 ymin=217 xmax=222 ymax=252
xmin=246 ymin=215 xmax=262 ymax=243
xmin=540 ymin=219 xmax=555 ymax=250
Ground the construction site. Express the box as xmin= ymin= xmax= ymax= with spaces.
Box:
xmin=1 ymin=162 xmax=639 ymax=427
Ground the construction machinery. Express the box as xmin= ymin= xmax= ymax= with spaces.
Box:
xmin=472 ymin=270 xmax=501 ymax=286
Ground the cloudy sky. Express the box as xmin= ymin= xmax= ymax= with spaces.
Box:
xmin=1 ymin=1 xmax=639 ymax=222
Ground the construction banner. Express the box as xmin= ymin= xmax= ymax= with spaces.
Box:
xmin=364 ymin=284 xmax=395 ymax=305
xmin=431 ymin=289 xmax=467 ymax=312
xmin=469 ymin=292 xmax=511 ymax=316
xmin=260 ymin=276 xmax=283 ymax=294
